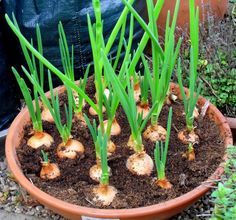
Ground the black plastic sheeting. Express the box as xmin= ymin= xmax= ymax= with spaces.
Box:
xmin=3 ymin=0 xmax=146 ymax=81
xmin=0 ymin=4 xmax=20 ymax=131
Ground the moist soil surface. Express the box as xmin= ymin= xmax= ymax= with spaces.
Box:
xmin=16 ymin=76 xmax=226 ymax=209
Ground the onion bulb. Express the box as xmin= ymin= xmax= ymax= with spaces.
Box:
xmin=57 ymin=139 xmax=85 ymax=159
xmin=92 ymin=184 xmax=117 ymax=206
xmin=165 ymin=93 xmax=178 ymax=105
xmin=155 ymin=178 xmax=172 ymax=189
xmin=107 ymin=140 xmax=116 ymax=156
xmin=178 ymin=129 xmax=199 ymax=145
xmin=89 ymin=164 xmax=111 ymax=182
xmin=182 ymin=143 xmax=196 ymax=161
xmin=182 ymin=107 xmax=199 ymax=119
xmin=89 ymin=105 xmax=106 ymax=116
xmin=99 ymin=119 xmax=121 ymax=136
xmin=40 ymin=162 xmax=60 ymax=180
xmin=74 ymin=112 xmax=86 ymax=125
xmin=41 ymin=107 xmax=54 ymax=123
xmin=27 ymin=132 xmax=54 ymax=149
xmin=143 ymin=124 xmax=167 ymax=142
xmin=134 ymin=83 xmax=141 ymax=103
xmin=137 ymin=103 xmax=150 ymax=119
xmin=126 ymin=151 xmax=153 ymax=176
xmin=127 ymin=135 xmax=141 ymax=151
xmin=193 ymin=107 xmax=199 ymax=118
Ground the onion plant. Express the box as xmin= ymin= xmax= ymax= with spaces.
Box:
xmin=91 ymin=130 xmax=117 ymax=206
xmin=122 ymin=0 xmax=165 ymax=77
xmin=102 ymin=51 xmax=158 ymax=176
xmin=177 ymin=0 xmax=201 ymax=160
xmin=23 ymin=69 xmax=85 ymax=160
xmin=88 ymin=1 xmax=136 ymax=143
xmin=84 ymin=115 xmax=117 ymax=206
xmin=138 ymin=0 xmax=182 ymax=143
xmin=12 ymin=68 xmax=53 ymax=149
xmin=137 ymin=66 xmax=150 ymax=119
xmin=154 ymin=107 xmax=172 ymax=189
xmin=84 ymin=115 xmax=114 ymax=183
xmin=10 ymin=14 xmax=55 ymax=123
xmin=40 ymin=150 xmax=60 ymax=180
xmin=58 ymin=22 xmax=91 ymax=123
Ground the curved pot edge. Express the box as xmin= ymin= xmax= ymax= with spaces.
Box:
xmin=225 ymin=117 xmax=236 ymax=129
xmin=5 ymin=83 xmax=233 ymax=220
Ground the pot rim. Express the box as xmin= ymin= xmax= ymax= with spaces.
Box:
xmin=225 ymin=117 xmax=236 ymax=129
xmin=5 ymin=84 xmax=233 ymax=219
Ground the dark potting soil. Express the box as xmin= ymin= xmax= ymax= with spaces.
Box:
xmin=16 ymin=76 xmax=226 ymax=209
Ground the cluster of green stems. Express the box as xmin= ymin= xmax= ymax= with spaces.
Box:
xmin=6 ymin=0 xmax=201 ymax=188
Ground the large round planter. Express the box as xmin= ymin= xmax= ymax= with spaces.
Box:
xmin=5 ymin=83 xmax=233 ymax=220
xmin=155 ymin=0 xmax=228 ymax=35
xmin=225 ymin=117 xmax=236 ymax=142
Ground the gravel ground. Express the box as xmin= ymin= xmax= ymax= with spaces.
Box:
xmin=0 ymin=156 xmax=215 ymax=220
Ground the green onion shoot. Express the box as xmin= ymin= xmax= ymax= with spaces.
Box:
xmin=12 ymin=68 xmax=53 ymax=149
xmin=102 ymin=51 xmax=158 ymax=176
xmin=10 ymin=14 xmax=54 ymax=123
xmin=142 ymin=0 xmax=181 ymax=143
xmin=154 ymin=107 xmax=172 ymax=189
xmin=58 ymin=22 xmax=90 ymax=124
xmin=23 ymin=68 xmax=85 ymax=160
xmin=137 ymin=66 xmax=150 ymax=119
xmin=177 ymin=0 xmax=201 ymax=160
xmin=91 ymin=130 xmax=117 ymax=206
xmin=73 ymin=65 xmax=90 ymax=124
xmin=84 ymin=115 xmax=113 ymax=182
xmin=40 ymin=150 xmax=60 ymax=180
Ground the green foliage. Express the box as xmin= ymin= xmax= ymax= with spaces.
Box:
xmin=154 ymin=108 xmax=172 ymax=180
xmin=136 ymin=0 xmax=181 ymax=126
xmin=102 ymin=51 xmax=157 ymax=153
xmin=12 ymin=67 xmax=42 ymax=132
xmin=177 ymin=0 xmax=201 ymax=132
xmin=83 ymin=115 xmax=100 ymax=158
xmin=139 ymin=68 xmax=149 ymax=105
xmin=211 ymin=145 xmax=236 ymax=220
xmin=98 ymin=131 xmax=109 ymax=185
xmin=41 ymin=150 xmax=49 ymax=163
xmin=200 ymin=50 xmax=236 ymax=117
xmin=23 ymin=67 xmax=73 ymax=143
xmin=84 ymin=114 xmax=109 ymax=185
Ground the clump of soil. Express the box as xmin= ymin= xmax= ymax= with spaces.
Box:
xmin=16 ymin=77 xmax=226 ymax=209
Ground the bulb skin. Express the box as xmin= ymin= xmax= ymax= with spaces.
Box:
xmin=57 ymin=139 xmax=85 ymax=159
xmin=126 ymin=151 xmax=154 ymax=176
xmin=27 ymin=132 xmax=54 ymax=149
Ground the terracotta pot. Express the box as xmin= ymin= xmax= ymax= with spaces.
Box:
xmin=225 ymin=117 xmax=236 ymax=142
xmin=5 ymin=83 xmax=233 ymax=220
xmin=155 ymin=0 xmax=228 ymax=35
